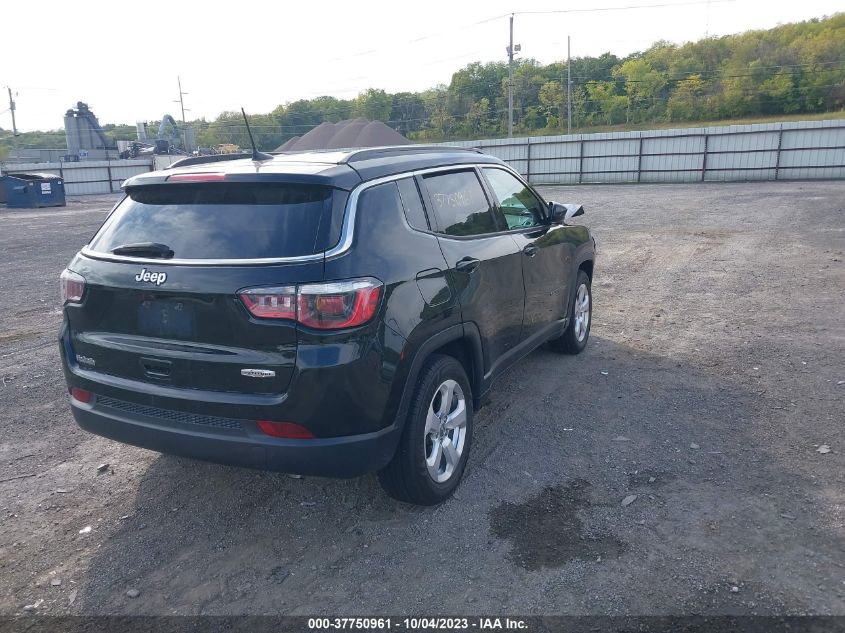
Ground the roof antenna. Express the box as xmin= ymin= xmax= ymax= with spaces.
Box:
xmin=241 ymin=107 xmax=273 ymax=161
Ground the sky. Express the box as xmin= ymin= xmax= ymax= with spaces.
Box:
xmin=2 ymin=0 xmax=842 ymax=132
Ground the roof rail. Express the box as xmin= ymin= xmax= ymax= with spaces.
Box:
xmin=340 ymin=145 xmax=482 ymax=164
xmin=165 ymin=153 xmax=252 ymax=170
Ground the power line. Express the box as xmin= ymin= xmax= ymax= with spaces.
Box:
xmin=323 ymin=0 xmax=733 ymax=63
xmin=515 ymin=0 xmax=734 ymax=16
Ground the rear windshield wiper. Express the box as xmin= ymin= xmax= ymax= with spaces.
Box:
xmin=110 ymin=242 xmax=174 ymax=259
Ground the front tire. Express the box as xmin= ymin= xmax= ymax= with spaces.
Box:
xmin=378 ymin=354 xmax=473 ymax=505
xmin=549 ymin=270 xmax=592 ymax=354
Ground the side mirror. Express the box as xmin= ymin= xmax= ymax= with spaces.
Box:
xmin=548 ymin=201 xmax=585 ymax=224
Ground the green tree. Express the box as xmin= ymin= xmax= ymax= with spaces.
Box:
xmin=464 ymin=97 xmax=493 ymax=136
xmin=448 ymin=62 xmax=508 ymax=123
xmin=355 ymin=89 xmax=392 ymax=122
xmin=274 ymin=100 xmax=327 ymax=140
xmin=390 ymin=92 xmax=426 ymax=135
xmin=615 ymin=59 xmax=666 ymax=123
xmin=538 ymin=80 xmax=565 ymax=128
xmin=585 ymin=82 xmax=628 ymax=125
xmin=666 ymin=74 xmax=707 ymax=121
xmin=204 ymin=111 xmax=282 ymax=150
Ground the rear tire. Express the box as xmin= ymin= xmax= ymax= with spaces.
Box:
xmin=378 ymin=354 xmax=473 ymax=505
xmin=549 ymin=270 xmax=592 ymax=355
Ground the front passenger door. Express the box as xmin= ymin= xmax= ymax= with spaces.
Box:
xmin=481 ymin=167 xmax=574 ymax=343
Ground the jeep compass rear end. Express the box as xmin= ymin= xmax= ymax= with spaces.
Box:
xmin=60 ymin=147 xmax=595 ymax=505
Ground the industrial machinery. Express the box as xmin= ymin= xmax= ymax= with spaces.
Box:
xmin=63 ymin=102 xmax=114 ymax=159
xmin=124 ymin=115 xmax=196 ymax=158
xmin=62 ymin=99 xmax=196 ymax=160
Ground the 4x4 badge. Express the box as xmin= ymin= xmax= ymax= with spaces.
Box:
xmin=135 ymin=268 xmax=167 ymax=285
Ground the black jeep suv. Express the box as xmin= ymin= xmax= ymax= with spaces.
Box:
xmin=59 ymin=146 xmax=595 ymax=505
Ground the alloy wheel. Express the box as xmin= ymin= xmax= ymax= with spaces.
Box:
xmin=424 ymin=379 xmax=468 ymax=483
xmin=573 ymin=283 xmax=591 ymax=342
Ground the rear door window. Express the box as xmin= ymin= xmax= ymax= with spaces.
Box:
xmin=89 ymin=183 xmax=347 ymax=259
xmin=422 ymin=170 xmax=500 ymax=237
xmin=396 ymin=177 xmax=430 ymax=231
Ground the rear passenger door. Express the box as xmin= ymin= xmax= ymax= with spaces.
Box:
xmin=418 ymin=169 xmax=525 ymax=376
xmin=481 ymin=166 xmax=574 ymax=342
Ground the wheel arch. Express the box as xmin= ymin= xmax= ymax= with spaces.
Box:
xmin=578 ymin=258 xmax=594 ymax=280
xmin=396 ymin=324 xmax=485 ymax=427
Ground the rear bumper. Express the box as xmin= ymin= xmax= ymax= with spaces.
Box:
xmin=58 ymin=314 xmax=408 ymax=477
xmin=69 ymin=397 xmax=401 ymax=477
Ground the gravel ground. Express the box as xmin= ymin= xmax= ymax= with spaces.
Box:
xmin=0 ymin=182 xmax=843 ymax=616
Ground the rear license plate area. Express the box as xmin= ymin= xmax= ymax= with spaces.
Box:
xmin=138 ymin=299 xmax=195 ymax=338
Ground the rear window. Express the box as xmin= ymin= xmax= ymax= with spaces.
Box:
xmin=89 ymin=183 xmax=347 ymax=260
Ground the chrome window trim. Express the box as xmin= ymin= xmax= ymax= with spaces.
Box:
xmin=79 ymin=248 xmax=325 ymax=266
xmin=80 ymin=162 xmax=506 ymax=266
xmin=326 ymin=166 xmax=497 ymax=259
xmin=322 ymin=172 xmax=406 ymax=261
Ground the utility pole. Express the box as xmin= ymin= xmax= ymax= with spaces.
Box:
xmin=567 ymin=36 xmax=573 ymax=134
xmin=174 ymin=77 xmax=189 ymax=149
xmin=7 ymin=87 xmax=19 ymax=155
xmin=176 ymin=76 xmax=188 ymax=124
xmin=507 ymin=15 xmax=521 ymax=138
xmin=507 ymin=14 xmax=514 ymax=137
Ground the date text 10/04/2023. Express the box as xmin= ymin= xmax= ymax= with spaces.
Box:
xmin=307 ymin=617 xmax=528 ymax=630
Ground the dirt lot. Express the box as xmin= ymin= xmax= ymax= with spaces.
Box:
xmin=0 ymin=182 xmax=843 ymax=616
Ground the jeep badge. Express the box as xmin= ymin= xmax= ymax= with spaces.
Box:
xmin=135 ymin=268 xmax=167 ymax=285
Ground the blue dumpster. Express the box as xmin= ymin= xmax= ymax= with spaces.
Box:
xmin=1 ymin=173 xmax=66 ymax=208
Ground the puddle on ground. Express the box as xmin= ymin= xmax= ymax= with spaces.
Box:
xmin=489 ymin=479 xmax=627 ymax=570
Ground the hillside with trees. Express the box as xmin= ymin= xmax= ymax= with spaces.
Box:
xmin=203 ymin=13 xmax=844 ymax=147
xmin=3 ymin=13 xmax=843 ymax=155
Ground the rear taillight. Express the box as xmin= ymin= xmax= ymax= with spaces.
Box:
xmin=239 ymin=278 xmax=382 ymax=330
xmin=238 ymin=286 xmax=297 ymax=319
xmin=298 ymin=279 xmax=382 ymax=329
xmin=60 ymin=269 xmax=86 ymax=304
xmin=256 ymin=420 xmax=315 ymax=439
xmin=70 ymin=387 xmax=93 ymax=403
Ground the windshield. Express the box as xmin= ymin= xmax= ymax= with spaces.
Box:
xmin=88 ymin=183 xmax=347 ymax=260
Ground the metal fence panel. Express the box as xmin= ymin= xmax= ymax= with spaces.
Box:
xmin=641 ymin=153 xmax=701 ymax=174
xmin=582 ymin=155 xmax=639 ymax=182
xmin=441 ymin=119 xmax=845 ymax=184
xmin=6 ymin=121 xmax=843 ymax=196
xmin=530 ymin=158 xmax=580 ymax=183
xmin=5 ymin=163 xmax=62 ymax=177
xmin=2 ymin=159 xmax=153 ymax=195
xmin=643 ymin=134 xmax=706 ymax=155
xmin=583 ymin=138 xmax=639 ymax=157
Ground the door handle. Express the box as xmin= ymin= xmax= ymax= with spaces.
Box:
xmin=523 ymin=244 xmax=538 ymax=257
xmin=455 ymin=257 xmax=480 ymax=273
xmin=141 ymin=357 xmax=171 ymax=379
